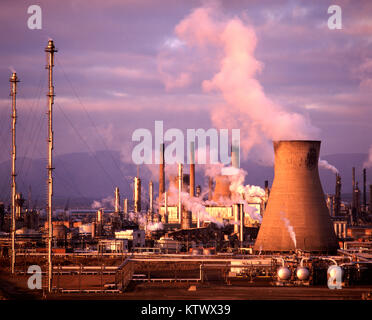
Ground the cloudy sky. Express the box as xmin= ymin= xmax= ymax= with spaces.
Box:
xmin=0 ymin=0 xmax=372 ymax=168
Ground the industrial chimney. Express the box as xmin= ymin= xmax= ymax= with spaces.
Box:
xmin=370 ymin=185 xmax=372 ymax=215
xmin=363 ymin=168 xmax=367 ymax=211
xmin=178 ymin=163 xmax=183 ymax=224
xmin=149 ymin=180 xmax=153 ymax=215
xmin=134 ymin=177 xmax=141 ymax=213
xmin=114 ymin=187 xmax=120 ymax=214
xmin=334 ymin=174 xmax=341 ymax=216
xmin=254 ymin=141 xmax=338 ymax=254
xmin=159 ymin=143 xmax=165 ymax=204
xmin=123 ymin=198 xmax=128 ymax=218
xmin=189 ymin=142 xmax=195 ymax=198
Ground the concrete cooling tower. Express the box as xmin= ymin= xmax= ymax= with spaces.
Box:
xmin=212 ymin=175 xmax=231 ymax=202
xmin=254 ymin=141 xmax=338 ymax=254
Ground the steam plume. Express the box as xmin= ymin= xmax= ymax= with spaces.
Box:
xmin=280 ymin=212 xmax=296 ymax=248
xmin=91 ymin=195 xmax=114 ymax=209
xmin=159 ymin=5 xmax=320 ymax=160
xmin=319 ymin=159 xmax=339 ymax=174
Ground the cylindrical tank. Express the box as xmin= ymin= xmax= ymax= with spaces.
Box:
xmin=277 ymin=267 xmax=291 ymax=280
xmin=296 ymin=267 xmax=309 ymax=280
xmin=254 ymin=141 xmax=338 ymax=254
xmin=181 ymin=209 xmax=192 ymax=229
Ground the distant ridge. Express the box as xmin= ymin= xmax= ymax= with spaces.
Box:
xmin=0 ymin=151 xmax=370 ymax=208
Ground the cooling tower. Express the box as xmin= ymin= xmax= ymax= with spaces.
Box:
xmin=254 ymin=141 xmax=338 ymax=254
xmin=212 ymin=175 xmax=231 ymax=202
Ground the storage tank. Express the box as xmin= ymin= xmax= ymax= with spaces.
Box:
xmin=254 ymin=141 xmax=338 ymax=253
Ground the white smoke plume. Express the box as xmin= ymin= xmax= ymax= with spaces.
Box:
xmin=167 ymin=169 xmax=263 ymax=224
xmin=91 ymin=196 xmax=115 ymax=209
xmin=280 ymin=212 xmax=297 ymax=249
xmin=223 ymin=166 xmax=265 ymax=203
xmin=363 ymin=145 xmax=372 ymax=168
xmin=166 ymin=183 xmax=224 ymax=227
xmin=128 ymin=211 xmax=164 ymax=231
xmin=319 ymin=159 xmax=339 ymax=174
xmin=204 ymin=163 xmax=224 ymax=177
xmin=159 ymin=4 xmax=320 ymax=161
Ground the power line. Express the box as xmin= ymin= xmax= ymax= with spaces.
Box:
xmin=55 ymin=102 xmax=117 ymax=188
xmin=55 ymin=56 xmax=130 ymax=186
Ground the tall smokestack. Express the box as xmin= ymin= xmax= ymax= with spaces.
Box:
xmin=352 ymin=167 xmax=356 ymax=210
xmin=164 ymin=191 xmax=168 ymax=223
xmin=123 ymin=198 xmax=128 ymax=215
xmin=96 ymin=209 xmax=103 ymax=236
xmin=159 ymin=143 xmax=165 ymax=204
xmin=134 ymin=177 xmax=141 ymax=213
xmin=355 ymin=182 xmax=361 ymax=221
xmin=334 ymin=174 xmax=341 ymax=216
xmin=370 ymin=185 xmax=372 ymax=215
xmin=189 ymin=142 xmax=195 ymax=198
xmin=233 ymin=203 xmax=244 ymax=245
xmin=178 ymin=163 xmax=183 ymax=224
xmin=10 ymin=72 xmax=19 ymax=275
xmin=45 ymin=39 xmax=57 ymax=293
xmin=208 ymin=177 xmax=213 ymax=201
xmin=149 ymin=180 xmax=153 ymax=214
xmin=363 ymin=168 xmax=367 ymax=210
xmin=114 ymin=187 xmax=120 ymax=214
xmin=254 ymin=141 xmax=338 ymax=253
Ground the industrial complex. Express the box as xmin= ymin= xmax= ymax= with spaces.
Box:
xmin=0 ymin=40 xmax=372 ymax=300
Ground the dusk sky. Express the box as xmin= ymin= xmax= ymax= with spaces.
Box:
xmin=1 ymin=0 xmax=372 ymax=168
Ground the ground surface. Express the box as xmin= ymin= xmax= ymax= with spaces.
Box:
xmin=1 ymin=268 xmax=371 ymax=300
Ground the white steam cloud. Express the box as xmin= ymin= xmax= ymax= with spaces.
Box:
xmin=128 ymin=211 xmax=164 ymax=231
xmin=319 ymin=159 xmax=339 ymax=174
xmin=91 ymin=195 xmax=115 ymax=209
xmin=158 ymin=4 xmax=320 ymax=161
xmin=280 ymin=212 xmax=296 ymax=249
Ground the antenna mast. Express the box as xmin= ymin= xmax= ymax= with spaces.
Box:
xmin=10 ymin=72 xmax=19 ymax=274
xmin=45 ymin=40 xmax=57 ymax=293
